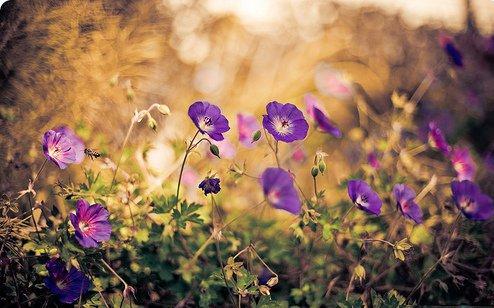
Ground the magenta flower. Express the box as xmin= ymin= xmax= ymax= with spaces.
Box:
xmin=188 ymin=101 xmax=230 ymax=141
xmin=367 ymin=151 xmax=380 ymax=170
xmin=237 ymin=113 xmax=260 ymax=147
xmin=439 ymin=35 xmax=463 ymax=68
xmin=42 ymin=126 xmax=85 ymax=169
xmin=451 ymin=180 xmax=494 ymax=221
xmin=347 ymin=180 xmax=382 ymax=215
xmin=261 ymin=168 xmax=301 ymax=215
xmin=262 ymin=101 xmax=309 ymax=143
xmin=44 ymin=258 xmax=90 ymax=304
xmin=428 ymin=122 xmax=451 ymax=155
xmin=70 ymin=199 xmax=111 ymax=248
xmin=291 ymin=147 xmax=307 ymax=163
xmin=451 ymin=147 xmax=476 ymax=181
xmin=304 ymin=94 xmax=341 ymax=138
xmin=314 ymin=64 xmax=354 ymax=99
xmin=392 ymin=184 xmax=423 ymax=224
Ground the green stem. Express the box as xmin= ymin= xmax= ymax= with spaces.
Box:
xmin=111 ymin=120 xmax=135 ymax=190
xmin=176 ymin=130 xmax=201 ymax=201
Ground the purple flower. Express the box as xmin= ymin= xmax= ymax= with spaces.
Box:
xmin=392 ymin=184 xmax=423 ymax=224
xmin=451 ymin=180 xmax=494 ymax=221
xmin=304 ymin=94 xmax=341 ymax=138
xmin=199 ymin=177 xmax=221 ymax=195
xmin=260 ymin=168 xmax=301 ymax=215
xmin=188 ymin=101 xmax=230 ymax=141
xmin=347 ymin=180 xmax=382 ymax=215
xmin=70 ymin=199 xmax=111 ymax=248
xmin=262 ymin=101 xmax=309 ymax=143
xmin=237 ymin=113 xmax=260 ymax=147
xmin=367 ymin=151 xmax=380 ymax=170
xmin=42 ymin=126 xmax=85 ymax=169
xmin=439 ymin=35 xmax=463 ymax=68
xmin=451 ymin=147 xmax=476 ymax=181
xmin=291 ymin=147 xmax=307 ymax=163
xmin=44 ymin=258 xmax=90 ymax=304
xmin=428 ymin=122 xmax=451 ymax=155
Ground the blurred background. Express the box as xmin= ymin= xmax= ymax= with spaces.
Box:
xmin=0 ymin=0 xmax=493 ymax=203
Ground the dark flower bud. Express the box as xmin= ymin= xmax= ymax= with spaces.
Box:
xmin=199 ymin=177 xmax=221 ymax=195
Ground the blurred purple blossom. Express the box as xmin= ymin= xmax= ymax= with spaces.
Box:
xmin=451 ymin=180 xmax=494 ymax=221
xmin=261 ymin=167 xmax=301 ymax=215
xmin=451 ymin=147 xmax=476 ymax=181
xmin=367 ymin=151 xmax=380 ymax=170
xmin=199 ymin=177 xmax=221 ymax=195
xmin=428 ymin=122 xmax=451 ymax=155
xmin=42 ymin=126 xmax=85 ymax=169
xmin=393 ymin=184 xmax=423 ymax=224
xmin=439 ymin=35 xmax=463 ymax=68
xmin=304 ymin=94 xmax=341 ymax=138
xmin=237 ymin=113 xmax=260 ymax=147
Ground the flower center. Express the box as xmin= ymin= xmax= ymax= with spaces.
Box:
xmin=273 ymin=117 xmax=292 ymax=135
xmin=267 ymin=189 xmax=280 ymax=205
xmin=79 ymin=221 xmax=90 ymax=233
xmin=56 ymin=279 xmax=67 ymax=290
xmin=460 ymin=197 xmax=475 ymax=212
xmin=355 ymin=194 xmax=369 ymax=208
xmin=198 ymin=116 xmax=214 ymax=132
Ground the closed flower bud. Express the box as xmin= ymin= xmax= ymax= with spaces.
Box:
xmin=259 ymin=285 xmax=270 ymax=296
xmin=147 ymin=117 xmax=157 ymax=132
xmin=311 ymin=166 xmax=319 ymax=177
xmin=354 ymin=264 xmax=366 ymax=283
xmin=318 ymin=161 xmax=326 ymax=173
xmin=157 ymin=104 xmax=171 ymax=115
xmin=251 ymin=130 xmax=262 ymax=143
xmin=266 ymin=276 xmax=278 ymax=287
xmin=209 ymin=144 xmax=220 ymax=158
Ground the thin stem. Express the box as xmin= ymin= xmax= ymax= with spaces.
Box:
xmin=274 ymin=141 xmax=280 ymax=168
xmin=215 ymin=240 xmax=237 ymax=307
xmin=32 ymin=158 xmax=48 ymax=185
xmin=404 ymin=213 xmax=461 ymax=304
xmin=176 ymin=130 xmax=201 ymax=200
xmin=101 ymin=259 xmax=128 ymax=288
xmin=27 ymin=194 xmax=41 ymax=241
xmin=111 ymin=120 xmax=136 ymax=189
xmin=341 ymin=204 xmax=356 ymax=224
xmin=313 ymin=176 xmax=318 ymax=200
xmin=360 ymin=238 xmax=395 ymax=248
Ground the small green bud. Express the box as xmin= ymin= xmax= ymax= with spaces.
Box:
xmin=210 ymin=144 xmax=220 ymax=158
xmin=147 ymin=117 xmax=157 ymax=132
xmin=157 ymin=104 xmax=171 ymax=115
xmin=251 ymin=130 xmax=261 ymax=143
xmin=318 ymin=161 xmax=326 ymax=173
xmin=311 ymin=166 xmax=319 ymax=177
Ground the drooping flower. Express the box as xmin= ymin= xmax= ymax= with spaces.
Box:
xmin=44 ymin=258 xmax=90 ymax=304
xmin=69 ymin=199 xmax=111 ymax=248
xmin=262 ymin=101 xmax=309 ymax=143
xmin=367 ymin=151 xmax=380 ymax=170
xmin=188 ymin=101 xmax=230 ymax=141
xmin=304 ymin=94 xmax=342 ymax=138
xmin=260 ymin=168 xmax=301 ymax=215
xmin=237 ymin=113 xmax=261 ymax=147
xmin=42 ymin=126 xmax=85 ymax=169
xmin=451 ymin=180 xmax=494 ymax=221
xmin=428 ymin=122 xmax=451 ymax=155
xmin=439 ymin=35 xmax=463 ymax=68
xmin=451 ymin=147 xmax=476 ymax=181
xmin=347 ymin=179 xmax=382 ymax=215
xmin=392 ymin=184 xmax=423 ymax=224
xmin=199 ymin=177 xmax=221 ymax=195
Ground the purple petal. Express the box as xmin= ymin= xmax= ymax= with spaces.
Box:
xmin=347 ymin=179 xmax=382 ymax=215
xmin=451 ymin=147 xmax=476 ymax=181
xmin=313 ymin=107 xmax=341 ymax=138
xmin=263 ymin=101 xmax=309 ymax=143
xmin=260 ymin=168 xmax=301 ymax=215
xmin=392 ymin=184 xmax=416 ymax=203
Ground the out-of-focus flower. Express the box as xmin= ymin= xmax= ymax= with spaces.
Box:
xmin=291 ymin=147 xmax=307 ymax=163
xmin=451 ymin=147 xmax=476 ymax=181
xmin=237 ymin=113 xmax=261 ymax=147
xmin=451 ymin=180 xmax=494 ymax=221
xmin=262 ymin=101 xmax=308 ymax=143
xmin=314 ymin=63 xmax=354 ymax=100
xmin=392 ymin=184 xmax=423 ymax=224
xmin=69 ymin=199 xmax=111 ymax=248
xmin=198 ymin=176 xmax=221 ymax=195
xmin=261 ymin=168 xmax=301 ymax=215
xmin=182 ymin=167 xmax=199 ymax=187
xmin=347 ymin=179 xmax=382 ymax=215
xmin=428 ymin=122 xmax=451 ymax=155
xmin=439 ymin=35 xmax=463 ymax=68
xmin=209 ymin=139 xmax=236 ymax=159
xmin=304 ymin=94 xmax=341 ymax=138
xmin=44 ymin=258 xmax=90 ymax=304
xmin=367 ymin=151 xmax=380 ymax=170
xmin=188 ymin=101 xmax=230 ymax=141
xmin=42 ymin=126 xmax=85 ymax=169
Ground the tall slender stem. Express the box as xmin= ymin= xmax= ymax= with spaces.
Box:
xmin=111 ymin=120 xmax=135 ymax=190
xmin=274 ymin=141 xmax=280 ymax=168
xmin=26 ymin=158 xmax=48 ymax=241
xmin=176 ymin=130 xmax=201 ymax=200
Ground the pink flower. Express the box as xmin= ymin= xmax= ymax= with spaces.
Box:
xmin=237 ymin=113 xmax=260 ymax=147
xmin=451 ymin=147 xmax=476 ymax=181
